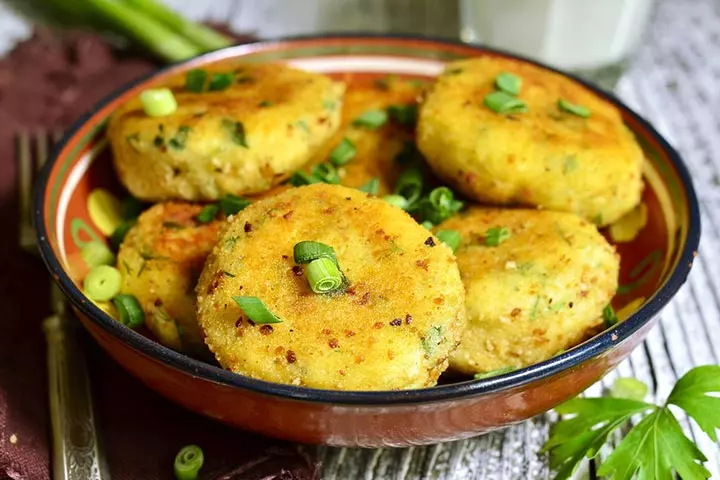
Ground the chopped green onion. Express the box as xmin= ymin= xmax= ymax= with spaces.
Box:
xmin=306 ymin=257 xmax=343 ymax=293
xmin=293 ymin=241 xmax=337 ymax=264
xmin=358 ymin=178 xmax=380 ymax=195
xmin=495 ymin=72 xmax=522 ymax=96
xmin=84 ymin=265 xmax=122 ymax=302
xmin=113 ymin=294 xmax=144 ymax=328
xmin=258 ymin=100 xmax=274 ymax=107
xmin=387 ymin=104 xmax=418 ymax=127
xmin=610 ymin=377 xmax=648 ymax=402
xmin=485 ymin=227 xmax=511 ymax=246
xmin=81 ymin=241 xmax=115 ymax=268
xmin=168 ymin=126 xmax=191 ymax=150
xmin=603 ymin=304 xmax=619 ymax=328
xmin=421 ymin=221 xmax=434 ymax=230
xmin=121 ymin=197 xmax=144 ymax=220
xmin=222 ymin=119 xmax=248 ymax=148
xmin=185 ymin=69 xmax=207 ymax=92
xmin=329 ymin=137 xmax=357 ymax=166
xmin=558 ymin=99 xmax=591 ymax=118
xmin=289 ymin=171 xmax=321 ymax=186
xmin=394 ymin=141 xmax=423 ymax=166
xmin=232 ymin=296 xmax=282 ymax=324
xmin=394 ymin=168 xmax=424 ymax=207
xmin=352 ymin=109 xmax=388 ymax=129
xmin=484 ymin=91 xmax=527 ymax=114
xmin=140 ymin=88 xmax=177 ymax=117
xmin=474 ymin=366 xmax=516 ymax=379
xmin=219 ymin=194 xmax=251 ymax=216
xmin=312 ymin=163 xmax=341 ymax=184
xmin=110 ymin=219 xmax=137 ymax=250
xmin=435 ymin=230 xmax=461 ymax=253
xmin=174 ymin=444 xmax=204 ymax=480
xmin=382 ymin=194 xmax=409 ymax=210
xmin=418 ymin=187 xmax=464 ymax=224
xmin=196 ymin=204 xmax=219 ymax=223
xmin=208 ymin=72 xmax=234 ymax=91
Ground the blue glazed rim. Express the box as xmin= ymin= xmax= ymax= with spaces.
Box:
xmin=34 ymin=34 xmax=701 ymax=406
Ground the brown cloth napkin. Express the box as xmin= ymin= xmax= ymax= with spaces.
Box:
xmin=0 ymin=30 xmax=319 ymax=480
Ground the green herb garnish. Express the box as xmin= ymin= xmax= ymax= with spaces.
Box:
xmin=258 ymin=100 xmax=274 ymax=107
xmin=195 ymin=204 xmax=219 ymax=223
xmin=416 ymin=187 xmax=464 ymax=225
xmin=610 ymin=377 xmax=648 ymax=402
xmin=329 ymin=137 xmax=357 ymax=166
xmin=352 ymin=109 xmax=388 ymax=129
xmin=232 ymin=296 xmax=282 ymax=324
xmin=558 ymin=99 xmax=591 ymax=118
xmin=484 ymin=91 xmax=527 ymax=114
xmin=545 ymin=366 xmax=720 ymax=480
xmin=387 ymin=104 xmax=418 ymax=127
xmin=174 ymin=444 xmax=204 ymax=480
xmin=208 ymin=72 xmax=234 ymax=91
xmin=495 ymin=72 xmax=522 ymax=96
xmin=485 ymin=227 xmax=511 ymax=246
xmin=312 ymin=163 xmax=341 ymax=184
xmin=306 ymin=257 xmax=344 ymax=294
xmin=219 ymin=194 xmax=251 ymax=216
xmin=185 ymin=69 xmax=207 ymax=92
xmin=358 ymin=178 xmax=380 ymax=195
xmin=435 ymin=230 xmax=461 ymax=253
xmin=394 ymin=168 xmax=424 ymax=207
xmin=168 ymin=125 xmax=191 ymax=150
xmin=222 ymin=119 xmax=248 ymax=148
xmin=603 ymin=304 xmax=619 ymax=328
xmin=289 ymin=171 xmax=321 ymax=186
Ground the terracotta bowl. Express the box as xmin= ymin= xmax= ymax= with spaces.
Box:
xmin=34 ymin=36 xmax=700 ymax=447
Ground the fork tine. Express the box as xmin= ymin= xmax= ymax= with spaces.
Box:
xmin=52 ymin=129 xmax=64 ymax=146
xmin=36 ymin=128 xmax=49 ymax=170
xmin=17 ymin=131 xmax=31 ymax=227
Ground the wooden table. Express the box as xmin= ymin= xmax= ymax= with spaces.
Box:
xmin=1 ymin=0 xmax=718 ymax=477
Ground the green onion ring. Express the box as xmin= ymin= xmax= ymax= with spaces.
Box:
xmin=306 ymin=257 xmax=343 ymax=293
xmin=174 ymin=445 xmax=204 ymax=480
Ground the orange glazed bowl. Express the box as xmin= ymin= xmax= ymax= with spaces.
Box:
xmin=34 ymin=36 xmax=700 ymax=447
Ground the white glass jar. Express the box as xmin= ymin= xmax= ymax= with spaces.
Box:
xmin=460 ymin=0 xmax=655 ymax=73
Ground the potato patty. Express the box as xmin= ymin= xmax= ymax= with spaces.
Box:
xmin=308 ymin=77 xmax=424 ymax=195
xmin=417 ymin=57 xmax=644 ymax=225
xmin=437 ymin=207 xmax=619 ymax=375
xmin=196 ymin=184 xmax=466 ymax=390
xmin=108 ymin=62 xmax=345 ymax=201
xmin=117 ymin=202 xmax=222 ymax=357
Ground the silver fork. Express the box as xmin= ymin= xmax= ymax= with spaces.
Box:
xmin=18 ymin=130 xmax=109 ymax=480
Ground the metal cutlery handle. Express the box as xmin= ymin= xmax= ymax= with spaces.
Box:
xmin=43 ymin=284 xmax=109 ymax=480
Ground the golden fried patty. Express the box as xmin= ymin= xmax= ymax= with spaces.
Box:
xmin=307 ymin=77 xmax=424 ymax=195
xmin=108 ymin=62 xmax=345 ymax=201
xmin=196 ymin=184 xmax=466 ymax=390
xmin=417 ymin=57 xmax=644 ymax=225
xmin=437 ymin=207 xmax=619 ymax=375
xmin=117 ymin=202 xmax=222 ymax=357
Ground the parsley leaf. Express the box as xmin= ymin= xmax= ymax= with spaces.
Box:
xmin=544 ymin=366 xmax=720 ymax=480
xmin=598 ymin=409 xmax=710 ymax=480
xmin=667 ymin=365 xmax=720 ymax=441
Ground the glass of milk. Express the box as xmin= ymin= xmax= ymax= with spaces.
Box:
xmin=460 ymin=0 xmax=655 ymax=90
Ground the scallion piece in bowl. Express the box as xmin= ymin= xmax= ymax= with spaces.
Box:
xmin=113 ymin=294 xmax=145 ymax=328
xmin=232 ymin=296 xmax=283 ymax=324
xmin=306 ymin=257 xmax=344 ymax=294
xmin=140 ymin=88 xmax=178 ymax=117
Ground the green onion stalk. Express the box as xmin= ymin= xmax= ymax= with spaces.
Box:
xmin=5 ymin=0 xmax=232 ymax=63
